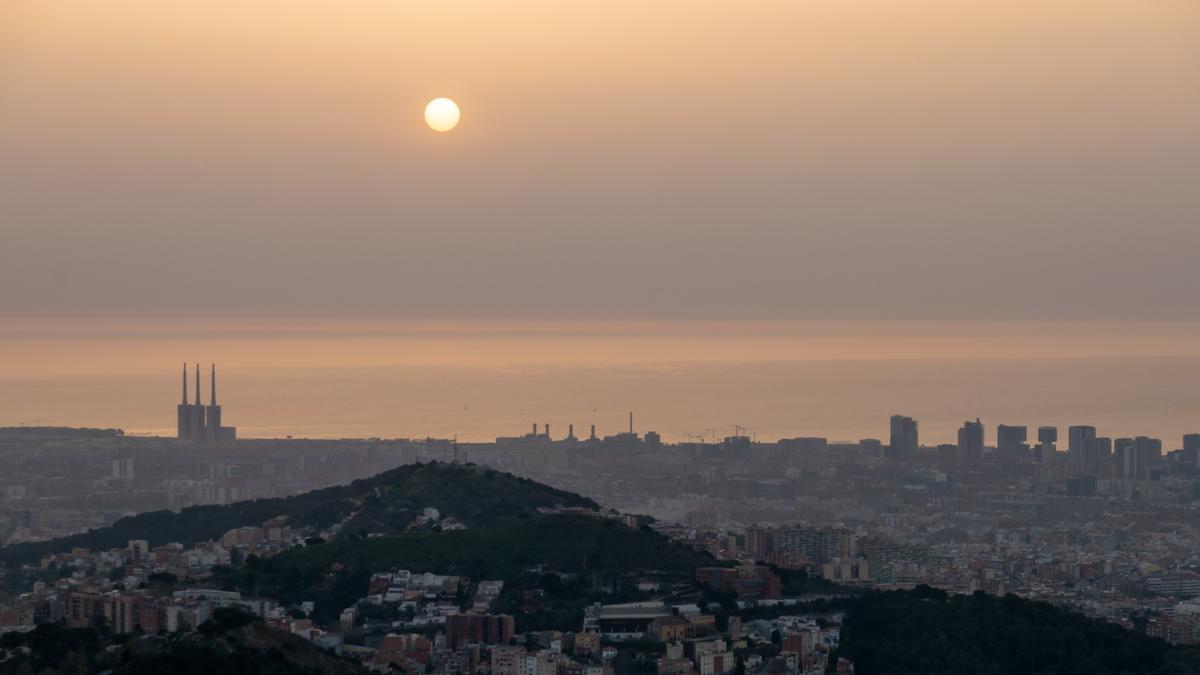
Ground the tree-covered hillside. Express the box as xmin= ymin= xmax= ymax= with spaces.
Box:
xmin=215 ymin=514 xmax=719 ymax=622
xmin=0 ymin=607 xmax=366 ymax=675
xmin=834 ymin=586 xmax=1200 ymax=675
xmin=0 ymin=462 xmax=597 ymax=567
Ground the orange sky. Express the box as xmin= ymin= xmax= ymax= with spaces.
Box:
xmin=4 ymin=319 xmax=1200 ymax=378
xmin=1 ymin=319 xmax=1199 ymax=443
xmin=2 ymin=1 xmax=1198 ymax=320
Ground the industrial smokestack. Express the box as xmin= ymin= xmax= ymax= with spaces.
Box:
xmin=532 ymin=422 xmax=537 ymax=436
xmin=569 ymin=424 xmax=574 ymax=439
xmin=629 ymin=412 xmax=633 ymax=435
xmin=182 ymin=362 xmax=188 ymax=405
xmin=544 ymin=423 xmax=550 ymax=438
xmin=210 ymin=364 xmax=217 ymax=405
xmin=590 ymin=424 xmax=596 ymax=440
xmin=194 ymin=363 xmax=201 ymax=406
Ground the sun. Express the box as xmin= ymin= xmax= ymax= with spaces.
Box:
xmin=424 ymin=98 xmax=460 ymax=132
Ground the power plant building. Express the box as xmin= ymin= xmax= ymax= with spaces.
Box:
xmin=177 ymin=363 xmax=236 ymax=443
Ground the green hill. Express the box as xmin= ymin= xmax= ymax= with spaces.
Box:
xmin=216 ymin=513 xmax=719 ymax=623
xmin=0 ymin=462 xmax=598 ymax=567
xmin=0 ymin=608 xmax=366 ymax=675
xmin=0 ymin=461 xmax=719 ymax=630
xmin=834 ymin=586 xmax=1200 ymax=675
xmin=247 ymin=514 xmax=710 ymax=584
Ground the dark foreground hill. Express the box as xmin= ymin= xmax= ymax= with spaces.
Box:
xmin=0 ymin=608 xmax=366 ymax=675
xmin=214 ymin=513 xmax=719 ymax=622
xmin=0 ymin=462 xmax=597 ymax=567
xmin=835 ymin=586 xmax=1200 ymax=675
xmin=0 ymin=459 xmax=719 ymax=625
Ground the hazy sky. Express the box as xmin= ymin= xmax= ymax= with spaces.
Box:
xmin=2 ymin=1 xmax=1198 ymax=320
xmin=5 ymin=319 xmax=1200 ymax=441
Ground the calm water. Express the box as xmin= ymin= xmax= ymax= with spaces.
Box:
xmin=1 ymin=319 xmax=1199 ymax=445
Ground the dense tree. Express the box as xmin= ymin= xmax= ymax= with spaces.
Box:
xmin=0 ymin=463 xmax=598 ymax=567
xmin=833 ymin=587 xmax=1200 ymax=675
xmin=210 ymin=514 xmax=718 ymax=623
xmin=0 ymin=618 xmax=366 ymax=674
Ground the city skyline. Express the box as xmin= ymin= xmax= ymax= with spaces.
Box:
xmin=156 ymin=361 xmax=1200 ymax=453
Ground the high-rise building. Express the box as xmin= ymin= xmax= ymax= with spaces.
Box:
xmin=996 ymin=425 xmax=1029 ymax=460
xmin=1183 ymin=433 xmax=1200 ymax=469
xmin=1068 ymin=425 xmax=1097 ymax=469
xmin=1115 ymin=438 xmax=1137 ymax=478
xmin=1136 ymin=436 xmax=1162 ymax=478
xmin=889 ymin=415 xmax=918 ymax=460
xmin=957 ymin=419 xmax=984 ymax=464
xmin=1037 ymin=426 xmax=1057 ymax=462
xmin=1114 ymin=437 xmax=1161 ymax=479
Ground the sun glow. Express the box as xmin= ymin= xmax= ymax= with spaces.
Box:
xmin=424 ymin=98 xmax=460 ymax=132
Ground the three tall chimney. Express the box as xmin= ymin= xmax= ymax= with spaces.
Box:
xmin=178 ymin=362 xmax=223 ymax=443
